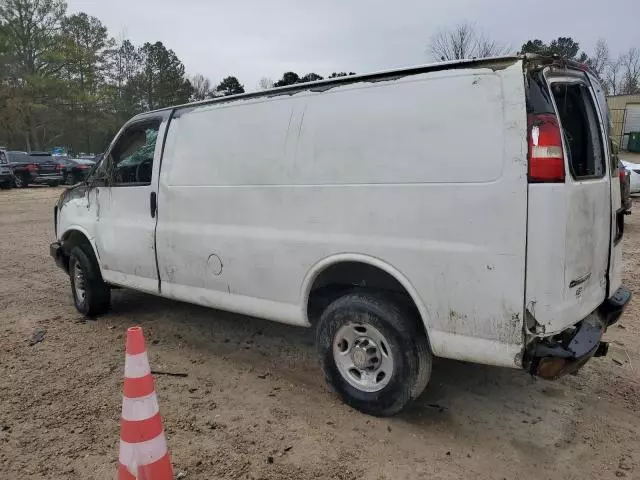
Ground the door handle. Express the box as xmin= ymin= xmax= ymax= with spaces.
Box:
xmin=150 ymin=191 xmax=157 ymax=218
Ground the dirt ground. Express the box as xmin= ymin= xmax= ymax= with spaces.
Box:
xmin=620 ymin=151 xmax=640 ymax=164
xmin=0 ymin=187 xmax=639 ymax=480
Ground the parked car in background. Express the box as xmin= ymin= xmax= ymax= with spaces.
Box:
xmin=26 ymin=152 xmax=64 ymax=186
xmin=621 ymin=159 xmax=640 ymax=194
xmin=7 ymin=151 xmax=95 ymax=187
xmin=7 ymin=151 xmax=38 ymax=187
xmin=58 ymin=157 xmax=96 ymax=185
xmin=0 ymin=150 xmax=13 ymax=189
xmin=619 ymin=160 xmax=632 ymax=214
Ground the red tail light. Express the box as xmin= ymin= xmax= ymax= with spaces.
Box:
xmin=55 ymin=163 xmax=63 ymax=171
xmin=26 ymin=163 xmax=38 ymax=173
xmin=527 ymin=113 xmax=565 ymax=183
xmin=76 ymin=165 xmax=89 ymax=170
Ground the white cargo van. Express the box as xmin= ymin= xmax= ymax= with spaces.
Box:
xmin=51 ymin=55 xmax=630 ymax=416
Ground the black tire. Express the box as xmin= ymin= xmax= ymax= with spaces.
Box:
xmin=0 ymin=182 xmax=10 ymax=190
xmin=14 ymin=174 xmax=28 ymax=188
xmin=316 ymin=292 xmax=432 ymax=416
xmin=68 ymin=244 xmax=110 ymax=317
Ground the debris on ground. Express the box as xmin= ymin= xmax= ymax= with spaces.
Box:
xmin=29 ymin=326 xmax=46 ymax=346
xmin=151 ymin=370 xmax=189 ymax=377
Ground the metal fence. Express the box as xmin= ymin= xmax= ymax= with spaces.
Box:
xmin=607 ymin=95 xmax=640 ymax=151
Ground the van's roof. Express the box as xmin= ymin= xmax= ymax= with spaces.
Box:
xmin=139 ymin=54 xmax=586 ymax=118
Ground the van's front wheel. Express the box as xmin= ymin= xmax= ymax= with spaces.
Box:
xmin=316 ymin=292 xmax=432 ymax=416
xmin=69 ymin=245 xmax=110 ymax=317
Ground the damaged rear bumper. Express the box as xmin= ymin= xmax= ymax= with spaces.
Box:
xmin=527 ymin=286 xmax=631 ymax=379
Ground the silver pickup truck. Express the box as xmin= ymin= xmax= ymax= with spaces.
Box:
xmin=0 ymin=150 xmax=13 ymax=189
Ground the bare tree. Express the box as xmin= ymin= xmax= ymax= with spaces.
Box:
xmin=587 ymin=38 xmax=609 ymax=79
xmin=475 ymin=32 xmax=510 ymax=59
xmin=620 ymin=48 xmax=640 ymax=95
xmin=258 ymin=77 xmax=274 ymax=90
xmin=430 ymin=23 xmax=474 ymax=61
xmin=191 ymin=73 xmax=212 ymax=101
xmin=429 ymin=23 xmax=509 ymax=61
xmin=606 ymin=57 xmax=622 ymax=95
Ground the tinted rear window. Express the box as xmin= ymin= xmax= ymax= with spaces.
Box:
xmin=526 ymin=71 xmax=555 ymax=115
xmin=29 ymin=155 xmax=54 ymax=164
xmin=7 ymin=151 xmax=28 ymax=162
xmin=551 ymin=83 xmax=605 ymax=179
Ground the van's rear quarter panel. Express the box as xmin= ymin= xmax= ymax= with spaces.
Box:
xmin=156 ymin=62 xmax=529 ymax=367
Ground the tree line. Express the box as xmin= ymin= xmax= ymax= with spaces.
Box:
xmin=0 ymin=0 xmax=196 ymax=153
xmin=0 ymin=0 xmax=353 ymax=153
xmin=429 ymin=23 xmax=640 ymax=96
xmin=1 ymin=3 xmax=637 ymax=154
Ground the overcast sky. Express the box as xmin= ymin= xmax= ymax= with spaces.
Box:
xmin=67 ymin=0 xmax=640 ymax=90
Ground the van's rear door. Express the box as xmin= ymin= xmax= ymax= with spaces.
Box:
xmin=525 ymin=67 xmax=611 ymax=335
xmin=585 ymin=69 xmax=623 ymax=296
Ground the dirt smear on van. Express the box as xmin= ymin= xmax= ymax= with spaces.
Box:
xmin=0 ymin=187 xmax=639 ymax=479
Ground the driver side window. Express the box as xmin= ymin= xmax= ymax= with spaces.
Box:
xmin=109 ymin=120 xmax=161 ymax=186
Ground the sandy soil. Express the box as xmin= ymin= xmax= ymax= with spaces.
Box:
xmin=0 ymin=187 xmax=639 ymax=480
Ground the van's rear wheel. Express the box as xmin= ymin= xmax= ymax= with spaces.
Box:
xmin=69 ymin=245 xmax=110 ymax=317
xmin=316 ymin=292 xmax=432 ymax=416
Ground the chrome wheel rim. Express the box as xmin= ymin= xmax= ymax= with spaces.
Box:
xmin=333 ymin=323 xmax=394 ymax=393
xmin=13 ymin=176 xmax=22 ymax=187
xmin=73 ymin=259 xmax=86 ymax=303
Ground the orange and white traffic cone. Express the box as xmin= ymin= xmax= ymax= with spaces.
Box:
xmin=118 ymin=327 xmax=173 ymax=480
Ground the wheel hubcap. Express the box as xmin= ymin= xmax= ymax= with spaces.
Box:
xmin=73 ymin=260 xmax=86 ymax=303
xmin=333 ymin=323 xmax=394 ymax=392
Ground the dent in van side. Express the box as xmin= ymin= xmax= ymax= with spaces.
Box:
xmin=57 ymin=184 xmax=100 ymax=249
